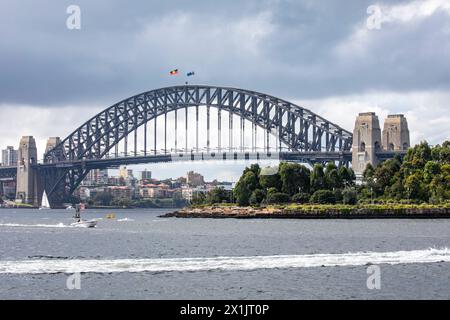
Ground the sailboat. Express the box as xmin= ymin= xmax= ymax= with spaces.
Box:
xmin=39 ymin=190 xmax=51 ymax=210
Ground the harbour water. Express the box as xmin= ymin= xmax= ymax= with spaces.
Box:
xmin=0 ymin=208 xmax=449 ymax=299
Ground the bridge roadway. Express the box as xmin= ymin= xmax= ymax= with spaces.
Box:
xmin=35 ymin=151 xmax=353 ymax=171
xmin=0 ymin=150 xmax=406 ymax=180
xmin=0 ymin=166 xmax=16 ymax=181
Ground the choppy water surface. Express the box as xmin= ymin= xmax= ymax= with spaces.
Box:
xmin=0 ymin=208 xmax=449 ymax=299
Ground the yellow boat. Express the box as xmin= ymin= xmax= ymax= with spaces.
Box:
xmin=105 ymin=213 xmax=116 ymax=219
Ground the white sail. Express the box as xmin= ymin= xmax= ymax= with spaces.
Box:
xmin=40 ymin=190 xmax=51 ymax=209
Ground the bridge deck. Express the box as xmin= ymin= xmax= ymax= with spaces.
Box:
xmin=1 ymin=150 xmax=407 ymax=179
xmin=37 ymin=151 xmax=354 ymax=170
xmin=0 ymin=166 xmax=17 ymax=180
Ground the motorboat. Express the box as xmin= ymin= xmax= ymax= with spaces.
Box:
xmin=70 ymin=219 xmax=98 ymax=228
xmin=71 ymin=203 xmax=97 ymax=228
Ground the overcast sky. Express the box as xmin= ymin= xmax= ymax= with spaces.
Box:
xmin=0 ymin=0 xmax=449 ymax=181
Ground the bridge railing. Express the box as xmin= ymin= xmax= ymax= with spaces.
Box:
xmin=37 ymin=145 xmax=353 ymax=165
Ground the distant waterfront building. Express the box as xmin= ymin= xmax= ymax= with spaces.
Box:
xmin=186 ymin=171 xmax=205 ymax=187
xmin=206 ymin=183 xmax=233 ymax=192
xmin=108 ymin=176 xmax=124 ymax=186
xmin=1 ymin=181 xmax=16 ymax=199
xmin=139 ymin=183 xmax=172 ymax=199
xmin=82 ymin=169 xmax=108 ymax=185
xmin=78 ymin=186 xmax=91 ymax=201
xmin=119 ymin=166 xmax=133 ymax=179
xmin=108 ymin=186 xmax=132 ymax=200
xmin=1 ymin=146 xmax=18 ymax=166
xmin=140 ymin=169 xmax=152 ymax=181
xmin=181 ymin=186 xmax=208 ymax=201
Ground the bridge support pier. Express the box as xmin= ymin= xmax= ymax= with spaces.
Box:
xmin=15 ymin=136 xmax=42 ymax=206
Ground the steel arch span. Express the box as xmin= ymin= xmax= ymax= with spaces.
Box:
xmin=41 ymin=85 xmax=353 ymax=205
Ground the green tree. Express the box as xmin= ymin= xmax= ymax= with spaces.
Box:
xmin=327 ymin=169 xmax=341 ymax=189
xmin=259 ymin=171 xmax=282 ymax=191
xmin=333 ymin=189 xmax=343 ymax=203
xmin=265 ymin=192 xmax=290 ymax=204
xmin=292 ymin=193 xmax=310 ymax=204
xmin=424 ymin=161 xmax=440 ymax=183
xmin=207 ymin=187 xmax=230 ymax=204
xmin=363 ymin=163 xmax=375 ymax=182
xmin=324 ymin=162 xmax=343 ymax=189
xmin=244 ymin=164 xmax=261 ymax=177
xmin=242 ymin=170 xmax=259 ymax=191
xmin=373 ymin=158 xmax=402 ymax=196
xmin=338 ymin=166 xmax=355 ymax=187
xmin=310 ymin=190 xmax=336 ymax=204
xmin=93 ymin=192 xmax=113 ymax=206
xmin=342 ymin=188 xmax=358 ymax=205
xmin=233 ymin=168 xmax=260 ymax=206
xmin=404 ymin=141 xmax=432 ymax=169
xmin=404 ymin=173 xmax=426 ymax=201
xmin=192 ymin=192 xmax=206 ymax=205
xmin=388 ymin=175 xmax=405 ymax=200
xmin=249 ymin=189 xmax=265 ymax=205
xmin=279 ymin=162 xmax=310 ymax=195
xmin=310 ymin=164 xmax=326 ymax=191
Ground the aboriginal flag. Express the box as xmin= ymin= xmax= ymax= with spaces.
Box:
xmin=169 ymin=69 xmax=179 ymax=75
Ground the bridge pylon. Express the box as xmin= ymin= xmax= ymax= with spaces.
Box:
xmin=352 ymin=112 xmax=382 ymax=178
xmin=15 ymin=136 xmax=42 ymax=206
xmin=382 ymin=114 xmax=410 ymax=151
xmin=352 ymin=113 xmax=411 ymax=178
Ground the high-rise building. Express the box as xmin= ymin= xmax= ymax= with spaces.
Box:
xmin=1 ymin=146 xmax=18 ymax=166
xmin=186 ymin=171 xmax=205 ymax=187
xmin=83 ymin=169 xmax=109 ymax=185
xmin=119 ymin=166 xmax=133 ymax=179
xmin=140 ymin=169 xmax=152 ymax=180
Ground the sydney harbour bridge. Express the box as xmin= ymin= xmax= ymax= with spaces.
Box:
xmin=0 ymin=85 xmax=409 ymax=207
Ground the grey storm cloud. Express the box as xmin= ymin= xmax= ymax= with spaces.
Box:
xmin=0 ymin=0 xmax=449 ymax=107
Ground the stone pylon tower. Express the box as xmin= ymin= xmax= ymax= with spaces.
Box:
xmin=45 ymin=137 xmax=61 ymax=154
xmin=352 ymin=112 xmax=382 ymax=177
xmin=16 ymin=136 xmax=42 ymax=206
xmin=44 ymin=136 xmax=63 ymax=162
xmin=382 ymin=114 xmax=410 ymax=151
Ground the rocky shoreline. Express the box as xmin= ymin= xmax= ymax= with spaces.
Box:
xmin=159 ymin=205 xmax=450 ymax=219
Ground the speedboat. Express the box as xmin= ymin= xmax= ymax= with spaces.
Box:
xmin=70 ymin=219 xmax=97 ymax=228
xmin=71 ymin=203 xmax=97 ymax=228
xmin=66 ymin=205 xmax=74 ymax=210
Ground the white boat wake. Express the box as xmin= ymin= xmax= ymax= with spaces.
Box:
xmin=0 ymin=222 xmax=69 ymax=228
xmin=117 ymin=218 xmax=134 ymax=222
xmin=0 ymin=248 xmax=448 ymax=274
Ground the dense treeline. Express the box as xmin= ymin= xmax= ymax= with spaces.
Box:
xmin=362 ymin=141 xmax=449 ymax=203
xmin=197 ymin=140 xmax=449 ymax=206
xmin=231 ymin=162 xmax=356 ymax=206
